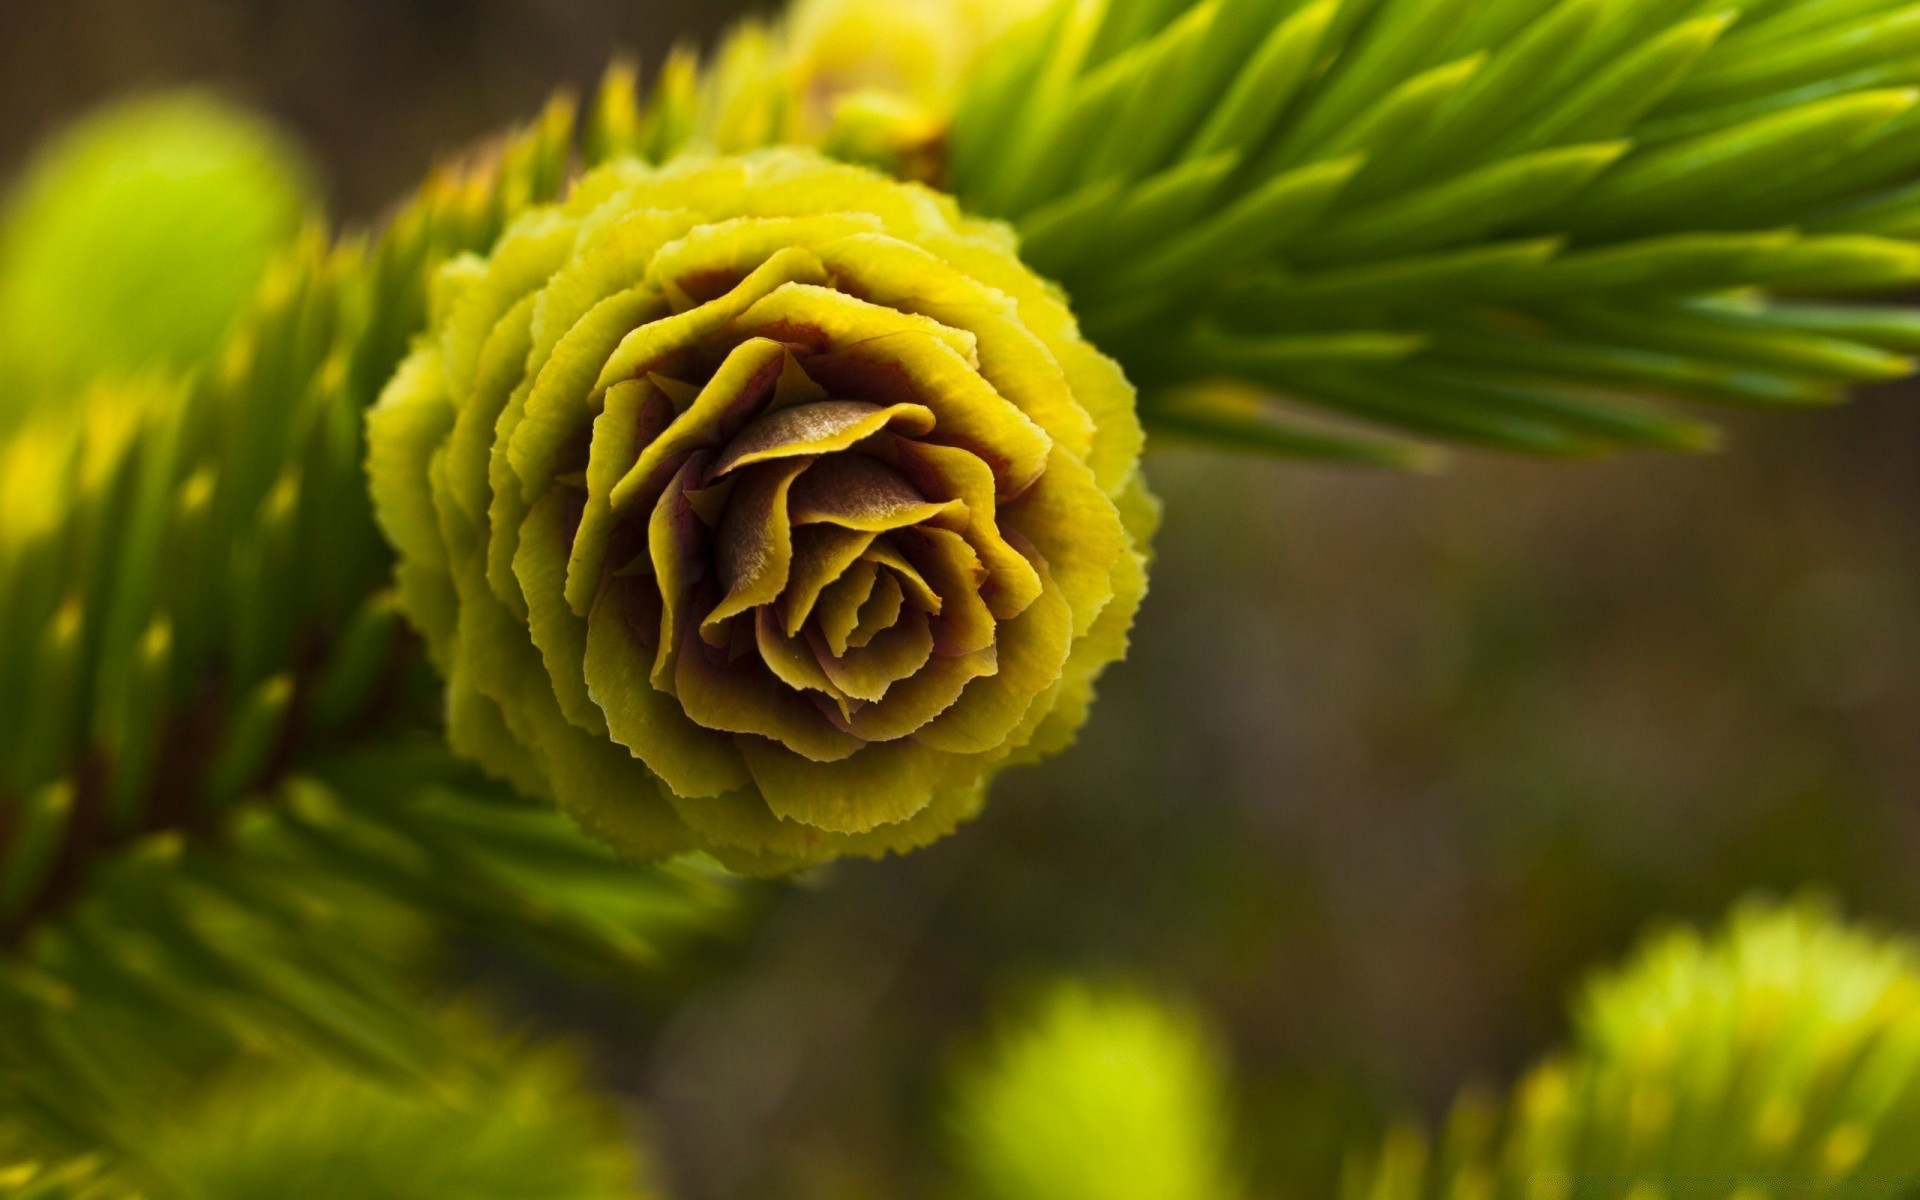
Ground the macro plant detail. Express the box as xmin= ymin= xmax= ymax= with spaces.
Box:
xmin=369 ymin=151 xmax=1149 ymax=871
xmin=937 ymin=0 xmax=1920 ymax=463
xmin=0 ymin=96 xmax=582 ymax=951
xmin=945 ymin=900 xmax=1920 ymax=1200
xmin=1339 ymin=899 xmax=1920 ymax=1200
xmin=0 ymin=93 xmax=313 ymax=409
xmin=1 ymin=0 xmax=1919 ymax=1193
xmin=0 ymin=96 xmax=741 ymax=1173
xmin=950 ymin=981 xmax=1240 ymax=1200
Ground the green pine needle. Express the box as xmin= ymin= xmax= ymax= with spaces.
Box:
xmin=0 ymin=90 xmax=580 ymax=944
xmin=951 ymin=0 xmax=1920 ymax=461
xmin=10 ymin=7 xmax=1920 ymax=1185
xmin=3 ymin=1008 xmax=657 ymax=1200
xmin=0 ymin=94 xmax=740 ymax=1162
xmin=131 ymin=1011 xmax=654 ymax=1200
xmin=943 ymin=901 xmax=1920 ymax=1200
xmin=1343 ymin=897 xmax=1920 ymax=1199
xmin=0 ymin=739 xmax=738 ymax=1165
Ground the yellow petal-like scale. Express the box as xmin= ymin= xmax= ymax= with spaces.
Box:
xmin=367 ymin=149 xmax=1150 ymax=868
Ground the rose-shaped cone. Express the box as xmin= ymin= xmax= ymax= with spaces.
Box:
xmin=369 ymin=151 xmax=1151 ymax=872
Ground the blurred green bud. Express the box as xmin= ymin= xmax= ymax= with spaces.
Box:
xmin=1346 ymin=897 xmax=1920 ymax=1200
xmin=785 ymin=0 xmax=1049 ymax=124
xmin=1554 ymin=896 xmax=1920 ymax=1184
xmin=949 ymin=981 xmax=1242 ymax=1200
xmin=0 ymin=91 xmax=316 ymax=408
xmin=650 ymin=0 xmax=1053 ymax=183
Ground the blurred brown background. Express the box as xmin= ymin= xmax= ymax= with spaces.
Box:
xmin=7 ymin=3 xmax=1920 ymax=1197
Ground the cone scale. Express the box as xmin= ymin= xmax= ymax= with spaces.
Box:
xmin=369 ymin=151 xmax=1152 ymax=872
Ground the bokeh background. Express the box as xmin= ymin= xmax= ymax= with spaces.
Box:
xmin=7 ymin=2 xmax=1920 ymax=1197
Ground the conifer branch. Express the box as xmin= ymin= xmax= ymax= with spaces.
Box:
xmin=1344 ymin=898 xmax=1920 ymax=1199
xmin=948 ymin=0 xmax=1920 ymax=459
xmin=0 ymin=96 xmax=742 ymax=1168
xmin=947 ymin=900 xmax=1920 ymax=1200
xmin=5 ymin=1005 xmax=658 ymax=1199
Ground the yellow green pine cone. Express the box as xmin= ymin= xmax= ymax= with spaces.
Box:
xmin=368 ymin=150 xmax=1151 ymax=873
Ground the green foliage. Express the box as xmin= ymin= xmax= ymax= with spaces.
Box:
xmin=0 ymin=88 xmax=575 ymax=960
xmin=8 ymin=6 xmax=1920 ymax=1190
xmin=950 ymin=0 xmax=1920 ymax=461
xmin=0 ymin=93 xmax=742 ymax=1174
xmin=3 ymin=1008 xmax=655 ymax=1200
xmin=1343 ymin=897 xmax=1920 ymax=1199
xmin=0 ymin=92 xmax=572 ymax=832
xmin=0 ymin=1158 xmax=119 ymax=1200
xmin=133 ymin=1013 xmax=653 ymax=1200
xmin=0 ymin=734 xmax=737 ymax=1164
xmin=949 ymin=982 xmax=1243 ymax=1200
xmin=0 ymin=93 xmax=315 ymax=412
xmin=942 ymin=903 xmax=1920 ymax=1200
